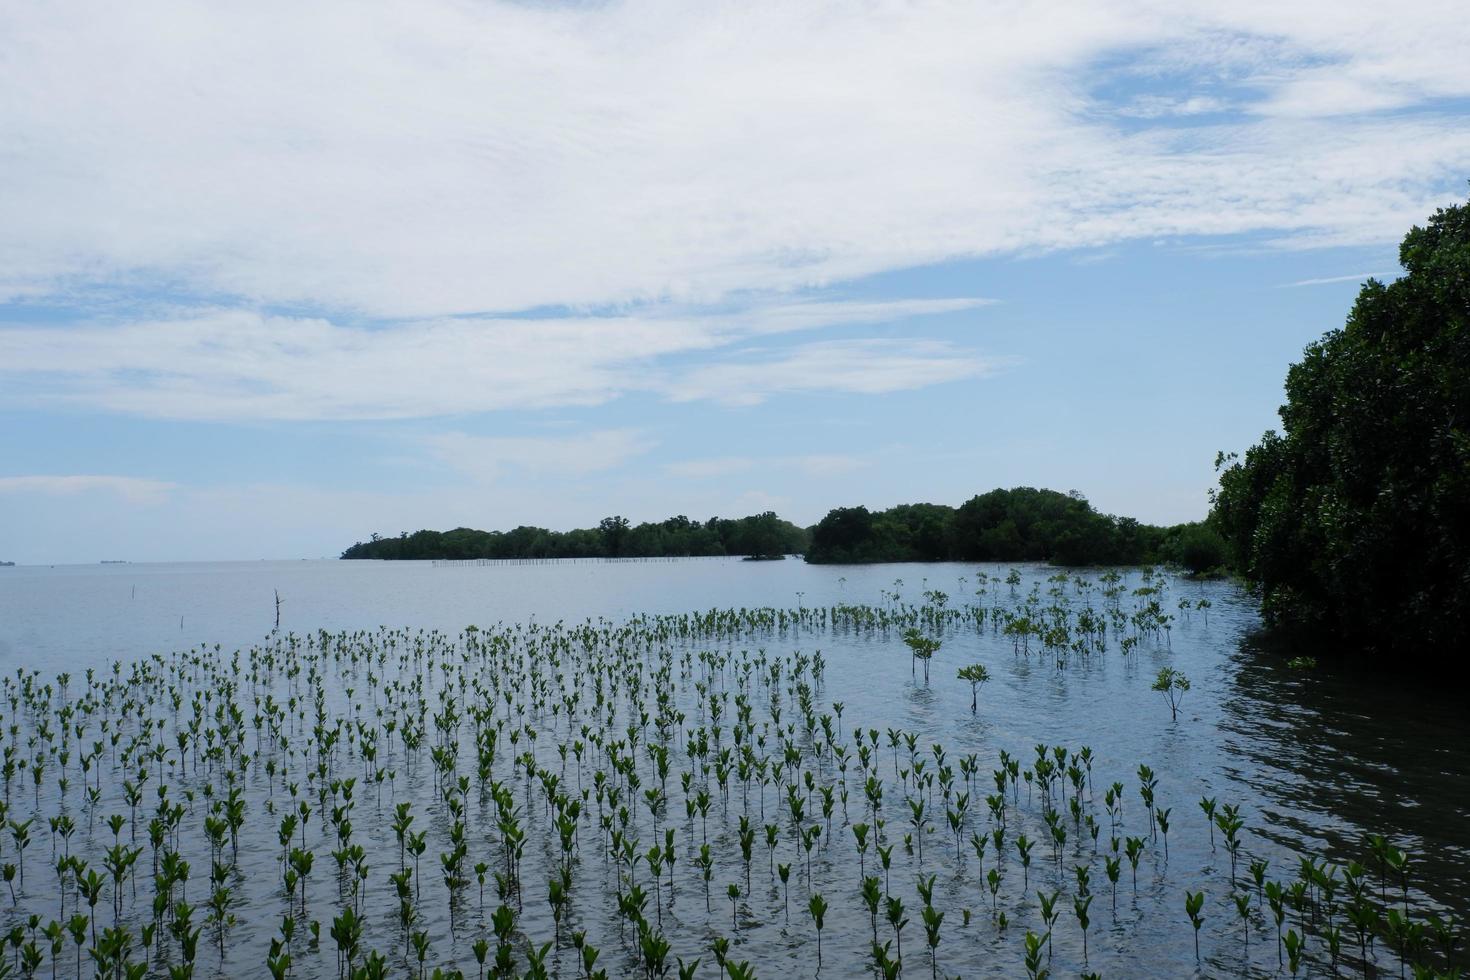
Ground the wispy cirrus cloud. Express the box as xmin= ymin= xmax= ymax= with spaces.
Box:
xmin=0 ymin=475 xmax=177 ymax=504
xmin=427 ymin=430 xmax=655 ymax=484
xmin=665 ymin=339 xmax=1002 ymax=407
xmin=663 ymin=458 xmax=757 ymax=480
xmin=664 ymin=453 xmax=869 ymax=480
xmin=0 ymin=299 xmax=994 ymax=420
xmin=1279 ymin=272 xmax=1388 ymax=288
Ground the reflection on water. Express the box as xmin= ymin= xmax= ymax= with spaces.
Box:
xmin=1221 ymin=640 xmax=1470 ymax=913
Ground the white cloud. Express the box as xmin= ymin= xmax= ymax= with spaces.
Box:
xmin=1280 ymin=272 xmax=1387 ymax=288
xmin=428 ymin=430 xmax=654 ymax=483
xmin=1112 ymin=95 xmax=1232 ymax=119
xmin=0 ymin=475 xmax=177 ymax=504
xmin=795 ymin=455 xmax=869 ymax=478
xmin=665 ymin=453 xmax=868 ymax=479
xmin=665 ymin=340 xmax=1000 ymax=406
xmin=720 ymin=299 xmax=996 ymax=334
xmin=0 ymin=2 xmax=1466 ymax=318
xmin=664 ymin=458 xmax=757 ymax=479
xmin=0 ymin=299 xmax=993 ymax=419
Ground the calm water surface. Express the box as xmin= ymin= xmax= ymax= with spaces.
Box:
xmin=0 ymin=558 xmax=1464 ymax=978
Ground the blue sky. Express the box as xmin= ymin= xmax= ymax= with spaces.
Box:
xmin=2 ymin=1 xmax=1468 ymax=563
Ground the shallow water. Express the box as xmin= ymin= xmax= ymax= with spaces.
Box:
xmin=0 ymin=558 xmax=1465 ymax=979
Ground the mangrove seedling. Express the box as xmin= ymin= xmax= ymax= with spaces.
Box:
xmin=1152 ymin=668 xmax=1190 ymax=722
xmin=902 ymin=629 xmax=941 ymax=684
xmin=885 ymin=896 xmax=908 ymax=961
xmin=1265 ymin=881 xmax=1286 ymax=964
xmin=807 ymin=893 xmax=827 ymax=967
xmin=1283 ymin=927 xmax=1303 ymax=976
xmin=1199 ymin=797 xmax=1217 ymax=849
xmin=956 ymin=665 xmax=990 ymax=713
xmin=1037 ymin=890 xmax=1060 ymax=958
xmin=1185 ymin=890 xmax=1205 ymax=961
xmin=1124 ymin=837 xmax=1145 ymax=891
xmin=921 ymin=902 xmax=943 ymax=980
xmin=1073 ymin=894 xmax=1092 ymax=963
xmin=862 ymin=877 xmax=882 ymax=944
xmin=1022 ymin=930 xmax=1049 ymax=980
xmin=1232 ymin=891 xmax=1251 ymax=949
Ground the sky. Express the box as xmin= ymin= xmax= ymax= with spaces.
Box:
xmin=2 ymin=1 xmax=1469 ymax=564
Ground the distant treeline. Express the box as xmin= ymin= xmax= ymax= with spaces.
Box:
xmin=805 ymin=487 xmax=1216 ymax=568
xmin=340 ymin=513 xmax=809 ymax=561
xmin=343 ymin=487 xmax=1222 ymax=571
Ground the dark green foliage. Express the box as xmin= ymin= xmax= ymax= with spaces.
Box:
xmin=1172 ymin=523 xmax=1228 ymax=576
xmin=341 ymin=511 xmax=808 ymax=560
xmin=806 ymin=488 xmax=1177 ymax=566
xmin=1212 ymin=194 xmax=1470 ymax=660
xmin=348 ymin=486 xmax=1214 ymax=569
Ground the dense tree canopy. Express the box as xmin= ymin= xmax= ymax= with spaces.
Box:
xmin=805 ymin=487 xmax=1195 ymax=567
xmin=345 ymin=487 xmax=1215 ymax=570
xmin=1212 ymin=195 xmax=1470 ymax=660
xmin=340 ymin=512 xmax=808 ymax=560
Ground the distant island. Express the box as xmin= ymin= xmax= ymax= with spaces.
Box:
xmin=342 ymin=512 xmax=807 ymax=563
xmin=341 ymin=487 xmax=1224 ymax=572
xmin=803 ymin=487 xmax=1215 ymax=568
